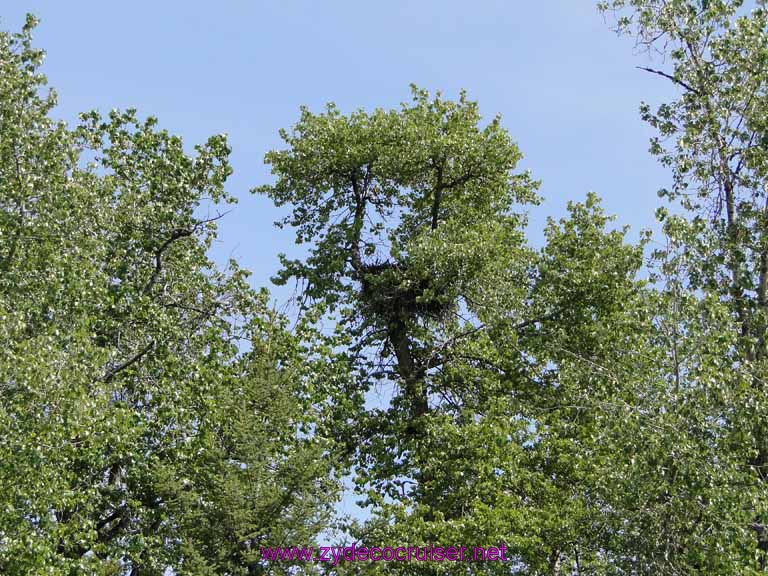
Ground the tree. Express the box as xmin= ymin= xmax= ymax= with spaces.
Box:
xmin=599 ymin=0 xmax=768 ymax=571
xmin=259 ymin=86 xmax=538 ymax=476
xmin=260 ymin=88 xmax=649 ymax=574
xmin=0 ymin=17 xmax=343 ymax=574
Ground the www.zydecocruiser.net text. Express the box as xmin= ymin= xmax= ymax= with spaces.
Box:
xmin=261 ymin=544 xmax=511 ymax=565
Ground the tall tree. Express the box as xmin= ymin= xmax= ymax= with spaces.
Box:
xmin=0 ymin=17 xmax=342 ymax=575
xmin=600 ymin=0 xmax=768 ymax=571
xmin=259 ymin=87 xmax=539 ymax=481
xmin=260 ymin=88 xmax=648 ymax=574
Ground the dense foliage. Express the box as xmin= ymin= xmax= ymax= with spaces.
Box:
xmin=0 ymin=16 xmax=344 ymax=575
xmin=596 ymin=0 xmax=768 ymax=572
xmin=3 ymin=1 xmax=768 ymax=574
xmin=260 ymin=87 xmax=651 ymax=575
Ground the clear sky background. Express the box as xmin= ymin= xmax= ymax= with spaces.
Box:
xmin=6 ymin=1 xmax=674 ymax=307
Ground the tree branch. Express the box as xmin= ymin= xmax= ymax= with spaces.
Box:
xmin=636 ymin=66 xmax=702 ymax=96
xmin=142 ymin=212 xmax=229 ymax=295
xmin=102 ymin=341 xmax=155 ymax=383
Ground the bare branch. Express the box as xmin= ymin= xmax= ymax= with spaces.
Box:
xmin=102 ymin=341 xmax=155 ymax=383
xmin=142 ymin=212 xmax=229 ymax=295
xmin=636 ymin=66 xmax=702 ymax=96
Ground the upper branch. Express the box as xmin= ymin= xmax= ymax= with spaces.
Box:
xmin=636 ymin=66 xmax=702 ymax=96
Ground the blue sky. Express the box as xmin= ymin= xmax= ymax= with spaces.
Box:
xmin=6 ymin=1 xmax=673 ymax=305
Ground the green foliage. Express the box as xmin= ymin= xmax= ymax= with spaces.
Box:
xmin=598 ymin=0 xmax=768 ymax=572
xmin=260 ymin=89 xmax=653 ymax=573
xmin=7 ymin=3 xmax=768 ymax=574
xmin=0 ymin=17 xmax=341 ymax=575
